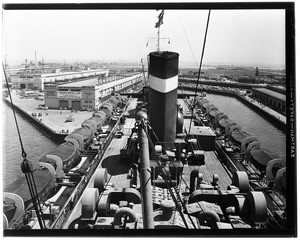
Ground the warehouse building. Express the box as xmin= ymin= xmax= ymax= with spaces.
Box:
xmin=11 ymin=76 xmax=43 ymax=90
xmin=251 ymin=87 xmax=286 ymax=115
xmin=10 ymin=69 xmax=109 ymax=91
xmin=41 ymin=69 xmax=109 ymax=83
xmin=44 ymin=73 xmax=143 ymax=110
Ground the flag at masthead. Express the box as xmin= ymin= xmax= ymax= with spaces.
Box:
xmin=155 ymin=10 xmax=164 ymax=52
xmin=155 ymin=10 xmax=164 ymax=28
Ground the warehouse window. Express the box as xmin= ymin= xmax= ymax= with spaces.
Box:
xmin=45 ymin=91 xmax=56 ymax=97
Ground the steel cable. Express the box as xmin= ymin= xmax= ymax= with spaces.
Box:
xmin=188 ymin=10 xmax=211 ymax=134
xmin=148 ymin=120 xmax=218 ymax=229
xmin=3 ymin=64 xmax=46 ymax=228
xmin=2 ymin=64 xmax=27 ymax=158
xmin=141 ymin=120 xmax=195 ymax=229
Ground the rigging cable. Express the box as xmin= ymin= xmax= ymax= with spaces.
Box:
xmin=143 ymin=126 xmax=191 ymax=229
xmin=2 ymin=64 xmax=27 ymax=159
xmin=142 ymin=9 xmax=215 ymax=227
xmin=177 ymin=11 xmax=198 ymax=68
xmin=145 ymin=10 xmax=216 ymax=227
xmin=188 ymin=9 xmax=211 ymax=134
xmin=148 ymin=99 xmax=219 ymax=228
xmin=143 ymin=121 xmax=197 ymax=229
xmin=150 ymin=129 xmax=217 ymax=229
xmin=148 ymin=124 xmax=212 ymax=227
xmin=2 ymin=64 xmax=46 ymax=229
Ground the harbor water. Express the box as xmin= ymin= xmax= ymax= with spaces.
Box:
xmin=2 ymin=93 xmax=286 ymax=191
xmin=2 ymin=103 xmax=58 ymax=190
xmin=206 ymin=93 xmax=286 ymax=158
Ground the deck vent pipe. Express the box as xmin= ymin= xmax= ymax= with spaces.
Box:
xmin=160 ymin=199 xmax=175 ymax=220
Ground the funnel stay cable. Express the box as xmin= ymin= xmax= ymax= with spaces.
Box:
xmin=188 ymin=10 xmax=211 ymax=134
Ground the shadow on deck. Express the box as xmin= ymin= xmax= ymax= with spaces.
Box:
xmin=126 ymin=109 xmax=136 ymax=116
xmin=101 ymin=155 xmax=132 ymax=176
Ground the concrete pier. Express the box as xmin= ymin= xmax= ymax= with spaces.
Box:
xmin=180 ymin=87 xmax=286 ymax=131
xmin=3 ymin=90 xmax=98 ymax=140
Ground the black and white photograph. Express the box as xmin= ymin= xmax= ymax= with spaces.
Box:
xmin=2 ymin=1 xmax=296 ymax=237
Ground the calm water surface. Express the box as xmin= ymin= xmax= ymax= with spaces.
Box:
xmin=2 ymin=103 xmax=58 ymax=190
xmin=206 ymin=93 xmax=286 ymax=158
xmin=2 ymin=93 xmax=286 ymax=191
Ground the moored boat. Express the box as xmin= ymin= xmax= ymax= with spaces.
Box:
xmin=188 ymin=94 xmax=286 ymax=193
xmin=230 ymin=129 xmax=252 ymax=144
xmin=4 ymin=161 xmax=56 ymax=209
xmin=3 ymin=93 xmax=127 ymax=229
xmin=248 ymin=146 xmax=279 ymax=171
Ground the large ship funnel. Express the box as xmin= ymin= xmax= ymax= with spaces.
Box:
xmin=148 ymin=51 xmax=179 ymax=150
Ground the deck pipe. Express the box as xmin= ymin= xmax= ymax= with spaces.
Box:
xmin=190 ymin=169 xmax=199 ymax=193
xmin=148 ymin=51 xmax=179 ymax=150
xmin=137 ymin=112 xmax=154 ymax=229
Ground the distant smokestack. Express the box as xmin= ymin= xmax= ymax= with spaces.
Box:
xmin=148 ymin=51 xmax=179 ymax=150
xmin=35 ymin=51 xmax=37 ymax=67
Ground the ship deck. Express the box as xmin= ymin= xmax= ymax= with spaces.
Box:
xmin=180 ymin=151 xmax=232 ymax=191
xmin=99 ymin=117 xmax=136 ymax=188
xmin=177 ymin=99 xmax=232 ymax=189
xmin=63 ymin=117 xmax=137 ymax=228
xmin=63 ymin=98 xmax=233 ymax=228
xmin=5 ymin=90 xmax=94 ymax=134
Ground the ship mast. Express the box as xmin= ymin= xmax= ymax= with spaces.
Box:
xmin=155 ymin=10 xmax=166 ymax=52
xmin=146 ymin=10 xmax=170 ymax=52
xmin=157 ymin=24 xmax=161 ymax=51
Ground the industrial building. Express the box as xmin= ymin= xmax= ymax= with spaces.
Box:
xmin=44 ymin=73 xmax=143 ymax=110
xmin=11 ymin=76 xmax=43 ymax=90
xmin=40 ymin=69 xmax=109 ymax=83
xmin=10 ymin=69 xmax=109 ymax=91
xmin=251 ymin=87 xmax=286 ymax=115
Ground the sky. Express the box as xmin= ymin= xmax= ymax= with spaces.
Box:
xmin=3 ymin=7 xmax=286 ymax=69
